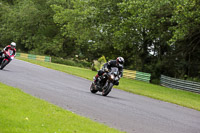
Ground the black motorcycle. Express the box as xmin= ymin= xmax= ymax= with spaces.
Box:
xmin=90 ymin=67 xmax=120 ymax=96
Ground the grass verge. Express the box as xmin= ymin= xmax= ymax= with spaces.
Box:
xmin=0 ymin=82 xmax=123 ymax=133
xmin=16 ymin=57 xmax=200 ymax=111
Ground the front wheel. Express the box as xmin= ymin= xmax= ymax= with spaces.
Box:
xmin=102 ymin=82 xmax=113 ymax=96
xmin=0 ymin=59 xmax=9 ymax=70
xmin=90 ymin=82 xmax=98 ymax=93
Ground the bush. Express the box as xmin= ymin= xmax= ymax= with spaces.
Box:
xmin=92 ymin=56 xmax=107 ymax=71
xmin=151 ymin=79 xmax=160 ymax=85
xmin=52 ymin=57 xmax=92 ymax=68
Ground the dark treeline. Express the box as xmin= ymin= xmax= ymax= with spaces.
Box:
xmin=1 ymin=0 xmax=200 ymax=83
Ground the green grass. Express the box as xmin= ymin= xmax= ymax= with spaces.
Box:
xmin=118 ymin=78 xmax=200 ymax=111
xmin=0 ymin=82 xmax=123 ymax=133
xmin=16 ymin=57 xmax=200 ymax=111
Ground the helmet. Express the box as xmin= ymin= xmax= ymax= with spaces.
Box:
xmin=116 ymin=57 xmax=124 ymax=67
xmin=10 ymin=42 xmax=16 ymax=49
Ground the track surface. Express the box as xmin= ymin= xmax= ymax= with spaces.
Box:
xmin=0 ymin=59 xmax=200 ymax=133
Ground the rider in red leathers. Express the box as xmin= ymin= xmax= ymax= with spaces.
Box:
xmin=0 ymin=42 xmax=16 ymax=58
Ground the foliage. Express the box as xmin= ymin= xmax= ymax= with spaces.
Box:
xmin=1 ymin=0 xmax=200 ymax=81
xmin=92 ymin=55 xmax=107 ymax=71
xmin=52 ymin=56 xmax=92 ymax=68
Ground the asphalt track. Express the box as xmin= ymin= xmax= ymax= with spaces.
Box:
xmin=0 ymin=59 xmax=200 ymax=133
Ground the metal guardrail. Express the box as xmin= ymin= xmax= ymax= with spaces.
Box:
xmin=123 ymin=70 xmax=151 ymax=82
xmin=16 ymin=52 xmax=51 ymax=62
xmin=160 ymin=75 xmax=200 ymax=93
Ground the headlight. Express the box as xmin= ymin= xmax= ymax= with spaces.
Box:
xmin=110 ymin=74 xmax=114 ymax=80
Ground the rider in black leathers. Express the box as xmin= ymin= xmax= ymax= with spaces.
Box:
xmin=94 ymin=57 xmax=125 ymax=84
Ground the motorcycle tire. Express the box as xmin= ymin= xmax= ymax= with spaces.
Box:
xmin=0 ymin=60 xmax=9 ymax=70
xmin=90 ymin=82 xmax=98 ymax=93
xmin=102 ymin=82 xmax=113 ymax=96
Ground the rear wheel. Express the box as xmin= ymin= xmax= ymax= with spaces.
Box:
xmin=90 ymin=82 xmax=98 ymax=93
xmin=102 ymin=82 xmax=113 ymax=96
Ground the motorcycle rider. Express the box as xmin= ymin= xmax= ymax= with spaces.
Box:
xmin=94 ymin=57 xmax=125 ymax=85
xmin=0 ymin=42 xmax=16 ymax=58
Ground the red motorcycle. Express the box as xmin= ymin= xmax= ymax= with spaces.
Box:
xmin=0 ymin=49 xmax=15 ymax=70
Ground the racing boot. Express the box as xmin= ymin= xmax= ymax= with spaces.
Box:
xmin=94 ymin=74 xmax=99 ymax=85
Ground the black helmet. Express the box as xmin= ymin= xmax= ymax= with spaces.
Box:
xmin=116 ymin=57 xmax=124 ymax=66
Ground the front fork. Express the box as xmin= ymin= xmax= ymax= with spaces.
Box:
xmin=0 ymin=58 xmax=2 ymax=64
xmin=102 ymin=80 xmax=110 ymax=90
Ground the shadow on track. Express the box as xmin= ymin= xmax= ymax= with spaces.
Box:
xmin=87 ymin=91 xmax=127 ymax=101
xmin=0 ymin=69 xmax=11 ymax=72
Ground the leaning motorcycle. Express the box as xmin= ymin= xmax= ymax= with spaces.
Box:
xmin=0 ymin=50 xmax=15 ymax=70
xmin=90 ymin=67 xmax=120 ymax=96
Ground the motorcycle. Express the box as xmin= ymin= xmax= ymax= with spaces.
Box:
xmin=90 ymin=67 xmax=120 ymax=96
xmin=0 ymin=49 xmax=15 ymax=70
